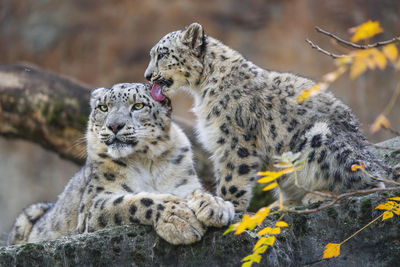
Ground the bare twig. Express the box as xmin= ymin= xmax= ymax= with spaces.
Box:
xmin=286 ymin=187 xmax=400 ymax=214
xmin=371 ymin=144 xmax=399 ymax=150
xmin=383 ymin=126 xmax=400 ymax=137
xmin=293 ymin=170 xmax=337 ymax=199
xmin=305 ymin=38 xmax=347 ymax=59
xmin=315 ymin=26 xmax=400 ymax=49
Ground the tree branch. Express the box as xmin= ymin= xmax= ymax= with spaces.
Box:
xmin=0 ymin=63 xmax=92 ymax=165
xmin=286 ymin=187 xmax=400 ymax=214
xmin=305 ymin=38 xmax=347 ymax=59
xmin=315 ymin=26 xmax=400 ymax=49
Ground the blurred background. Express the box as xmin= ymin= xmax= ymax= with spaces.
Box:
xmin=1 ymin=0 xmax=399 ymax=242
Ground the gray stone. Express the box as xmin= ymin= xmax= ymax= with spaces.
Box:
xmin=0 ymin=138 xmax=399 ymax=267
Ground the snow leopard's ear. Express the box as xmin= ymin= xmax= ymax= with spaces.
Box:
xmin=90 ymin=87 xmax=107 ymax=109
xmin=181 ymin=22 xmax=205 ymax=55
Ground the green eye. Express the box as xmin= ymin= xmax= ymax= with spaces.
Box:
xmin=132 ymin=103 xmax=145 ymax=110
xmin=98 ymin=105 xmax=108 ymax=112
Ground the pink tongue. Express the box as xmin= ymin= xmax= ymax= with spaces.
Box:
xmin=151 ymin=83 xmax=166 ymax=102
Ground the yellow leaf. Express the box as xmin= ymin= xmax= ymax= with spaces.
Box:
xmin=253 ymin=207 xmax=270 ymax=225
xmin=242 ymin=254 xmax=253 ymax=262
xmin=223 ymin=224 xmax=236 ymax=235
xmin=257 ymin=227 xmax=281 ymax=236
xmin=350 ymin=56 xmax=368 ymax=79
xmin=264 ymin=236 xmax=276 ymax=246
xmin=235 ymin=215 xmax=252 ymax=235
xmin=262 ymin=182 xmax=278 ymax=191
xmin=383 ymin=44 xmax=399 ymax=62
xmin=382 ymin=211 xmax=394 ymax=221
xmin=322 ymin=243 xmax=341 ymax=259
xmin=253 ymin=244 xmax=269 ymax=255
xmin=275 ymin=221 xmax=289 ymax=227
xmin=375 ymin=201 xmax=395 ymax=210
xmin=241 ymin=261 xmax=253 ymax=267
xmin=253 ymin=237 xmax=267 ymax=251
xmin=350 ymin=20 xmax=383 ymax=43
xmin=388 ymin=197 xmax=400 ymax=201
xmin=393 ymin=206 xmax=400 ymax=216
xmin=372 ymin=49 xmax=387 ymax=70
xmin=257 ymin=227 xmax=272 ymax=235
xmin=258 ymin=168 xmax=294 ymax=184
xmin=252 ymin=254 xmax=262 ymax=263
xmin=370 ymin=114 xmax=391 ymax=134
xmin=296 ymin=83 xmax=326 ymax=103
xmin=335 ymin=56 xmax=352 ymax=67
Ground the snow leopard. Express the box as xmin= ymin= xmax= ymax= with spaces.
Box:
xmin=8 ymin=82 xmax=234 ymax=245
xmin=144 ymin=22 xmax=399 ymax=212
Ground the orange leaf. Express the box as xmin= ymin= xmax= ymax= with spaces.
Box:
xmin=262 ymin=182 xmax=278 ymax=191
xmin=370 ymin=114 xmax=391 ymax=134
xmin=351 ymin=162 xmax=364 ymax=171
xmin=275 ymin=221 xmax=289 ymax=227
xmin=382 ymin=211 xmax=394 ymax=221
xmin=350 ymin=20 xmax=383 ymax=43
xmin=322 ymin=243 xmax=341 ymax=259
xmin=383 ymin=44 xmax=399 ymax=62
xmin=351 ymin=164 xmax=361 ymax=171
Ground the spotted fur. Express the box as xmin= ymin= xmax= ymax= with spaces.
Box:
xmin=8 ymin=83 xmax=234 ymax=246
xmin=145 ymin=23 xmax=399 ymax=211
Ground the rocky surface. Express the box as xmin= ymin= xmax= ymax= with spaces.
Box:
xmin=0 ymin=191 xmax=399 ymax=267
xmin=0 ymin=137 xmax=399 ymax=266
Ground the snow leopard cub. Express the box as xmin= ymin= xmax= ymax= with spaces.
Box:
xmin=145 ymin=23 xmax=399 ymax=211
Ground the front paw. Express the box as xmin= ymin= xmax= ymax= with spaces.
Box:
xmin=154 ymin=201 xmax=205 ymax=245
xmin=187 ymin=189 xmax=235 ymax=227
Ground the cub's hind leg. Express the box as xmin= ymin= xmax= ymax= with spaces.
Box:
xmin=212 ymin=142 xmax=262 ymax=212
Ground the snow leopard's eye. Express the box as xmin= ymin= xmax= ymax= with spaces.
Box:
xmin=132 ymin=103 xmax=145 ymax=111
xmin=98 ymin=104 xmax=108 ymax=112
xmin=157 ymin=53 xmax=166 ymax=60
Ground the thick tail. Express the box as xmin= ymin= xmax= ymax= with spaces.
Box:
xmin=7 ymin=202 xmax=54 ymax=245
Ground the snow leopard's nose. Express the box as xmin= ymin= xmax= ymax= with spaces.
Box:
xmin=108 ymin=123 xmax=125 ymax=134
xmin=145 ymin=72 xmax=152 ymax=81
xmin=145 ymin=64 xmax=154 ymax=81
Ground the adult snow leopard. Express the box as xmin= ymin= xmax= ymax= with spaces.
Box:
xmin=8 ymin=82 xmax=234 ymax=245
